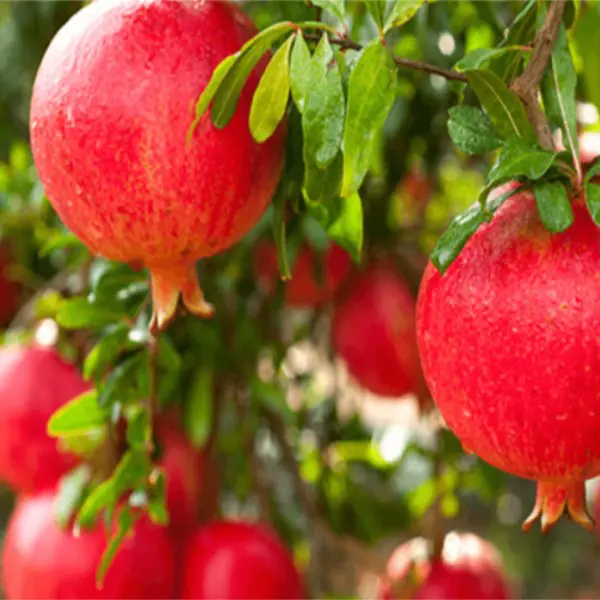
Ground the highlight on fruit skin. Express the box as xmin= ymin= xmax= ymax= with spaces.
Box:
xmin=416 ymin=185 xmax=600 ymax=534
xmin=29 ymin=0 xmax=286 ymax=333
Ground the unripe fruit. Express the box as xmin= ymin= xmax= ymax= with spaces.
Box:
xmin=30 ymin=0 xmax=285 ymax=332
xmin=2 ymin=488 xmax=176 ymax=599
xmin=0 ymin=345 xmax=87 ymax=492
xmin=417 ymin=189 xmax=600 ymax=532
xmin=0 ymin=243 xmax=21 ymax=327
xmin=332 ymin=262 xmax=425 ymax=399
xmin=254 ymin=242 xmax=352 ymax=308
xmin=379 ymin=532 xmax=511 ymax=599
xmin=181 ymin=520 xmax=305 ymax=599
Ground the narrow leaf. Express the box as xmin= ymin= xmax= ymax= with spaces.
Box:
xmin=366 ymin=0 xmax=388 ymax=30
xmin=83 ymin=324 xmax=131 ymax=382
xmin=211 ymin=22 xmax=294 ymax=129
xmin=430 ymin=205 xmax=485 ymax=274
xmin=384 ymin=0 xmax=425 ymax=33
xmin=585 ymin=182 xmax=600 ymax=226
xmin=57 ymin=298 xmax=122 ymax=330
xmin=54 ymin=465 xmax=92 ymax=528
xmin=184 ymin=368 xmax=214 ymax=449
xmin=249 ymin=34 xmax=294 ymax=143
xmin=486 ymin=139 xmax=556 ymax=185
xmin=126 ymin=406 xmax=151 ymax=451
xmin=97 ymin=351 xmax=149 ymax=408
xmin=454 ymin=46 xmax=528 ymax=73
xmin=341 ymin=40 xmax=397 ymax=197
xmin=303 ymin=151 xmax=343 ymax=205
xmin=310 ymin=0 xmax=345 ymax=21
xmin=324 ymin=192 xmax=363 ymax=263
xmin=48 ymin=390 xmax=108 ymax=437
xmin=272 ymin=186 xmax=291 ymax=280
xmin=466 ymin=69 xmax=536 ymax=142
xmin=584 ymin=158 xmax=600 ymax=183
xmin=447 ymin=106 xmax=502 ymax=155
xmin=290 ymin=32 xmax=312 ymax=114
xmin=534 ymin=182 xmax=574 ymax=233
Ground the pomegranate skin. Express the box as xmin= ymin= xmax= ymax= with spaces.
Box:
xmin=0 ymin=345 xmax=87 ymax=493
xmin=417 ymin=190 xmax=600 ymax=532
xmin=255 ymin=242 xmax=353 ymax=307
xmin=0 ymin=244 xmax=21 ymax=327
xmin=181 ymin=520 xmax=305 ymax=599
xmin=30 ymin=0 xmax=285 ymax=332
xmin=2 ymin=489 xmax=176 ymax=599
xmin=332 ymin=263 xmax=425 ymax=399
xmin=379 ymin=533 xmax=510 ymax=600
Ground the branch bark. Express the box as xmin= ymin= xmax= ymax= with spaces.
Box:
xmin=511 ymin=0 xmax=566 ymax=149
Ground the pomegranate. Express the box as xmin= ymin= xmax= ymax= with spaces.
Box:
xmin=155 ymin=419 xmax=218 ymax=531
xmin=331 ymin=262 xmax=425 ymax=399
xmin=30 ymin=0 xmax=285 ymax=332
xmin=254 ymin=241 xmax=352 ymax=307
xmin=2 ymin=488 xmax=176 ymax=599
xmin=0 ymin=243 xmax=21 ymax=327
xmin=181 ymin=520 xmax=305 ymax=599
xmin=417 ymin=189 xmax=600 ymax=532
xmin=379 ymin=532 xmax=511 ymax=599
xmin=0 ymin=345 xmax=87 ymax=493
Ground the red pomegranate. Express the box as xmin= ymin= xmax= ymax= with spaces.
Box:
xmin=379 ymin=533 xmax=511 ymax=599
xmin=331 ymin=262 xmax=425 ymax=399
xmin=156 ymin=419 xmax=218 ymax=531
xmin=0 ymin=243 xmax=21 ymax=327
xmin=417 ymin=188 xmax=600 ymax=532
xmin=2 ymin=488 xmax=176 ymax=599
xmin=181 ymin=520 xmax=305 ymax=599
xmin=30 ymin=0 xmax=285 ymax=332
xmin=0 ymin=345 xmax=87 ymax=493
xmin=255 ymin=241 xmax=352 ymax=308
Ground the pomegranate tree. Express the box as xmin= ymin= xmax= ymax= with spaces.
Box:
xmin=30 ymin=0 xmax=285 ymax=332
xmin=379 ymin=532 xmax=511 ymax=599
xmin=417 ymin=189 xmax=600 ymax=532
xmin=254 ymin=242 xmax=352 ymax=308
xmin=181 ymin=520 xmax=305 ymax=599
xmin=0 ymin=344 xmax=87 ymax=492
xmin=332 ymin=262 xmax=425 ymax=399
xmin=2 ymin=488 xmax=176 ymax=599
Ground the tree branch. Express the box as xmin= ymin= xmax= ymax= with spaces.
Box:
xmin=511 ymin=0 xmax=566 ymax=149
xmin=303 ymin=33 xmax=468 ymax=82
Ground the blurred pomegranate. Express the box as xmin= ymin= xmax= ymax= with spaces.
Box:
xmin=255 ymin=241 xmax=352 ymax=308
xmin=379 ymin=532 xmax=511 ymax=599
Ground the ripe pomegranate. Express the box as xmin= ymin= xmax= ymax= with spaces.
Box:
xmin=2 ymin=488 xmax=176 ymax=599
xmin=254 ymin=241 xmax=352 ymax=307
xmin=30 ymin=0 xmax=285 ymax=333
xmin=379 ymin=532 xmax=511 ymax=599
xmin=417 ymin=188 xmax=600 ymax=532
xmin=155 ymin=419 xmax=218 ymax=531
xmin=0 ymin=344 xmax=88 ymax=492
xmin=0 ymin=243 xmax=21 ymax=327
xmin=331 ymin=262 xmax=425 ymax=399
xmin=181 ymin=520 xmax=305 ymax=599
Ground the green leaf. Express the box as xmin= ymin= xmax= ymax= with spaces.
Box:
xmin=541 ymin=23 xmax=578 ymax=164
xmin=83 ymin=324 xmax=131 ymax=382
xmin=48 ymin=390 xmax=108 ymax=437
xmin=303 ymin=151 xmax=343 ymax=205
xmin=98 ymin=351 xmax=150 ymax=408
xmin=572 ymin=3 xmax=600 ymax=117
xmin=447 ymin=106 xmax=502 ymax=155
xmin=54 ymin=465 xmax=92 ymax=528
xmin=430 ymin=204 xmax=485 ymax=274
xmin=407 ymin=478 xmax=437 ymax=519
xmin=454 ymin=46 xmax=527 ymax=73
xmin=156 ymin=335 xmax=182 ymax=373
xmin=97 ymin=507 xmax=141 ymax=588
xmin=56 ymin=297 xmax=122 ymax=330
xmin=184 ymin=368 xmax=214 ymax=449
xmin=384 ymin=0 xmax=425 ymax=33
xmin=366 ymin=0 xmax=388 ymax=30
xmin=584 ymin=159 xmax=600 ymax=184
xmin=39 ymin=231 xmax=84 ymax=258
xmin=303 ymin=41 xmax=345 ymax=169
xmin=147 ymin=468 xmax=169 ymax=525
xmin=252 ymin=379 xmax=294 ymax=425
xmin=323 ymin=193 xmax=363 ymax=263
xmin=533 ymin=181 xmax=574 ymax=233
xmin=585 ymin=182 xmax=600 ymax=226
xmin=290 ymin=32 xmax=312 ymax=114
xmin=486 ymin=139 xmax=556 ymax=185
xmin=189 ymin=54 xmax=238 ymax=140
xmin=126 ymin=406 xmax=151 ymax=451
xmin=310 ymin=0 xmax=345 ymax=21
xmin=341 ymin=40 xmax=397 ymax=197
xmin=272 ymin=186 xmax=291 ymax=280
xmin=249 ymin=34 xmax=294 ymax=143
xmin=465 ymin=69 xmax=536 ymax=142
xmin=212 ymin=22 xmax=295 ymax=129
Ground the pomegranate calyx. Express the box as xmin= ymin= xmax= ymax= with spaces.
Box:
xmin=522 ymin=480 xmax=594 ymax=534
xmin=148 ymin=265 xmax=214 ymax=333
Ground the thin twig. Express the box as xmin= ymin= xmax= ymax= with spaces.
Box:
xmin=511 ymin=0 xmax=566 ymax=149
xmin=303 ymin=33 xmax=468 ymax=82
